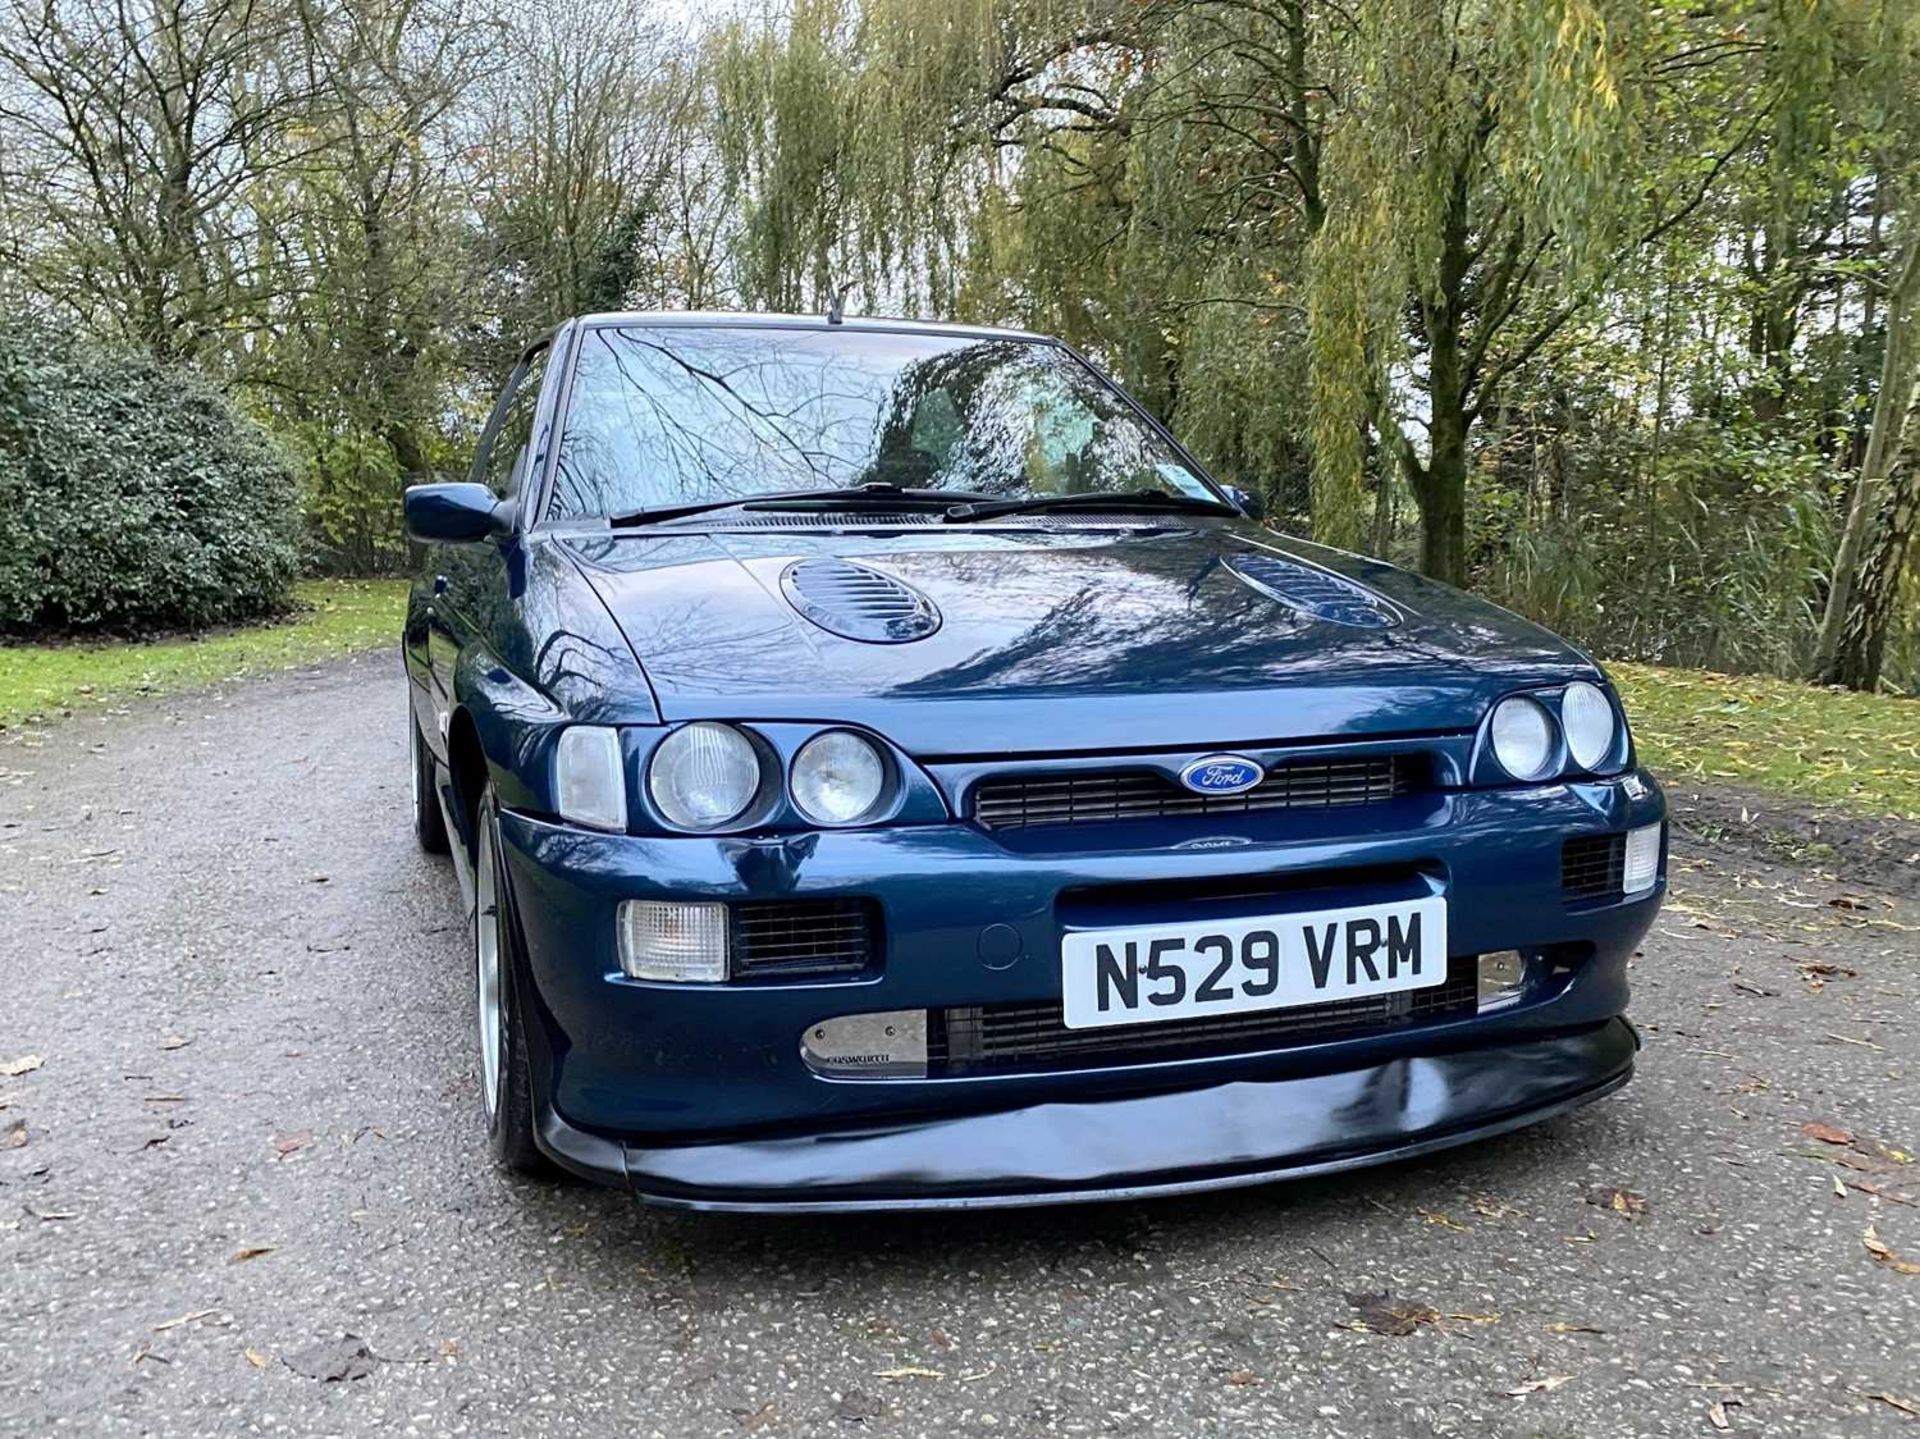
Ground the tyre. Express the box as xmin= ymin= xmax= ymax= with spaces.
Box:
xmin=410 ymin=709 xmax=451 ymax=855
xmin=473 ymin=783 xmax=551 ymax=1176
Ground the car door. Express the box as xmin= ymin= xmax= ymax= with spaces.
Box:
xmin=418 ymin=342 xmax=552 ymax=752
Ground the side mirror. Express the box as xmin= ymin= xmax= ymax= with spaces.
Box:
xmin=1221 ymin=484 xmax=1266 ymax=522
xmin=405 ymin=483 xmax=514 ymax=544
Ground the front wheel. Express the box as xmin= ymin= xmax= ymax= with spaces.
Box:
xmin=474 ymin=784 xmax=550 ymax=1176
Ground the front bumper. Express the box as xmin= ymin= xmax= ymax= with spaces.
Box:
xmin=536 ymin=1017 xmax=1637 ymax=1211
xmin=497 ymin=770 xmax=1665 ymax=1204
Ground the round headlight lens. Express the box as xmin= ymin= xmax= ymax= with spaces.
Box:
xmin=790 ymin=730 xmax=887 ymax=826
xmin=647 ymin=723 xmax=762 ymax=830
xmin=1490 ymin=696 xmax=1556 ymax=781
xmin=1560 ymin=681 xmax=1617 ymax=772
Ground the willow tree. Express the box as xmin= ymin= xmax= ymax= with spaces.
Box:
xmin=1810 ymin=1 xmax=1920 ymax=689
xmin=1303 ymin=0 xmax=1791 ymax=582
xmin=703 ymin=0 xmax=1333 ymax=510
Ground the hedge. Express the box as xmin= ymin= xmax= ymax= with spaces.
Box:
xmin=0 ymin=320 xmax=300 ymax=635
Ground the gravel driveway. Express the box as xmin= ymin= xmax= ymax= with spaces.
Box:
xmin=2 ymin=657 xmax=1916 ymax=1437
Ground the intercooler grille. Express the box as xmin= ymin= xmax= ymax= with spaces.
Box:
xmin=930 ymin=955 xmax=1477 ymax=1075
xmin=971 ymin=754 xmax=1421 ymax=832
xmin=731 ymin=898 xmax=880 ymax=978
xmin=1560 ymin=833 xmax=1625 ymax=905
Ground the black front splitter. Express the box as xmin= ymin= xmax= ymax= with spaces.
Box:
xmin=535 ymin=1018 xmax=1639 ymax=1213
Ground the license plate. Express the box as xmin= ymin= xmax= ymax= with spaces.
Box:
xmin=1060 ymin=896 xmax=1447 ymax=1031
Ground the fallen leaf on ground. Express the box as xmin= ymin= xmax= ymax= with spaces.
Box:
xmin=1 ymin=1118 xmax=25 ymax=1149
xmin=152 ymin=1309 xmax=219 ymax=1332
xmin=159 ymin=1036 xmax=191 ymax=1051
xmin=1343 ymin=1292 xmax=1440 ymax=1336
xmin=1835 ymin=1175 xmax=1850 ymax=1199
xmin=271 ymin=1133 xmax=311 ymax=1158
xmin=1826 ymin=1033 xmax=1883 ymax=1050
xmin=1546 ymin=1321 xmax=1606 ymax=1335
xmin=1586 ymin=1186 xmax=1650 ymax=1218
xmin=1226 ymin=1370 xmax=1261 ymax=1386
xmin=1504 ymin=1375 xmax=1574 ymax=1397
xmin=0 ymin=1055 xmax=42 ymax=1077
xmin=1827 ymin=895 xmax=1870 ymax=911
xmin=229 ymin=1246 xmax=274 ymax=1264
xmin=1445 ymin=1311 xmax=1501 ymax=1325
xmin=1708 ymin=1397 xmax=1740 ymax=1429
xmin=1864 ymin=1226 xmax=1920 ymax=1275
xmin=1803 ymin=1121 xmax=1855 ymax=1146
xmin=874 ymin=1366 xmax=942 ymax=1381
xmin=23 ymin=1203 xmax=78 ymax=1221
xmin=1420 ymin=1210 xmax=1469 ymax=1231
xmin=1864 ymin=1392 xmax=1920 ymax=1418
xmin=283 ymin=1334 xmax=376 ymax=1382
xmin=1848 ymin=1178 xmax=1917 ymax=1207
xmin=833 ymin=1389 xmax=884 ymax=1422
xmin=244 ymin=1347 xmax=271 ymax=1369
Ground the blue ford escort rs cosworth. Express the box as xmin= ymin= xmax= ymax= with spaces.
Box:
xmin=401 ymin=311 xmax=1667 ymax=1211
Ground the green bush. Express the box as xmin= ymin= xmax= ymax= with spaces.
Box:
xmin=0 ymin=321 xmax=300 ymax=635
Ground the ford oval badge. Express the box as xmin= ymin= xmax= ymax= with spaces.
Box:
xmin=1178 ymin=755 xmax=1265 ymax=796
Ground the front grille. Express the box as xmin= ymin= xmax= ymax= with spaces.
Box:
xmin=972 ymin=755 xmax=1421 ymax=832
xmin=731 ymin=898 xmax=879 ymax=978
xmin=930 ymin=955 xmax=1477 ymax=1075
xmin=1561 ymin=834 xmax=1625 ymax=904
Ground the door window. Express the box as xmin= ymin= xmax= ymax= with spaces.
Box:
xmin=477 ymin=345 xmax=550 ymax=501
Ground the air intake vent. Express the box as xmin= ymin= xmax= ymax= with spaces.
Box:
xmin=973 ymin=755 xmax=1422 ymax=832
xmin=780 ymin=559 xmax=941 ymax=643
xmin=932 ymin=955 xmax=1477 ymax=1074
xmin=732 ymin=898 xmax=880 ymax=978
xmin=1561 ymin=833 xmax=1625 ymax=905
xmin=1227 ymin=554 xmax=1396 ymax=629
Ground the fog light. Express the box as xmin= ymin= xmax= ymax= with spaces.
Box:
xmin=1478 ymin=950 xmax=1527 ymax=1012
xmin=618 ymin=900 xmax=728 ymax=982
xmin=800 ymin=1010 xmax=928 ymax=1078
xmin=1623 ymin=821 xmax=1663 ymax=895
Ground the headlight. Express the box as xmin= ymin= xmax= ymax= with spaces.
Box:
xmin=553 ymin=725 xmax=628 ymax=831
xmin=1490 ymin=696 xmax=1556 ymax=781
xmin=1560 ymin=681 xmax=1617 ymax=772
xmin=790 ymin=729 xmax=887 ymax=826
xmin=647 ymin=722 xmax=763 ymax=830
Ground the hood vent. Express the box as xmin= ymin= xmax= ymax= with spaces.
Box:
xmin=1227 ymin=554 xmax=1397 ymax=630
xmin=780 ymin=558 xmax=942 ymax=644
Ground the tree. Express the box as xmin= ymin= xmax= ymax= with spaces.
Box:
xmin=0 ymin=0 xmax=314 ymax=363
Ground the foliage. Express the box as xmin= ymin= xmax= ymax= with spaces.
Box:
xmin=1612 ymin=661 xmax=1920 ymax=822
xmin=1475 ymin=419 xmax=1837 ymax=679
xmin=0 ymin=580 xmax=406 ymax=728
xmin=0 ymin=320 xmax=300 ymax=635
xmin=0 ymin=0 xmax=1917 ymax=691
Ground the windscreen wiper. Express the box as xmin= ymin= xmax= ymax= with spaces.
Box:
xmin=940 ymin=488 xmax=1237 ymax=523
xmin=608 ymin=483 xmax=992 ymax=528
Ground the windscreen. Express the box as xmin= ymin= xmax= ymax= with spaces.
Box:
xmin=547 ymin=325 xmax=1214 ymax=519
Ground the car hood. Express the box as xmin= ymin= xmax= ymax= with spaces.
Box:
xmin=557 ymin=522 xmax=1598 ymax=756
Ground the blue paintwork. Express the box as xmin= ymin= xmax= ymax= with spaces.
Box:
xmin=403 ymin=482 xmax=512 ymax=544
xmin=405 ymin=311 xmax=1668 ymax=1210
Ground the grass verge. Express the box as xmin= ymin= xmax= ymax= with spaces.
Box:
xmin=0 ymin=579 xmax=407 ymax=730
xmin=1612 ymin=661 xmax=1920 ymax=822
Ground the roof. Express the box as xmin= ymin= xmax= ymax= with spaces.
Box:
xmin=570 ymin=309 xmax=1047 ymax=343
